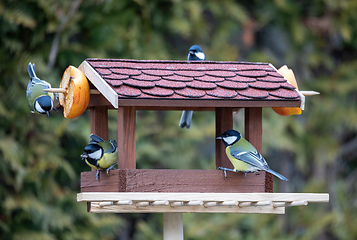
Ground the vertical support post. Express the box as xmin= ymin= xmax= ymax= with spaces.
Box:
xmin=215 ymin=107 xmax=233 ymax=169
xmin=163 ymin=213 xmax=183 ymax=240
xmin=88 ymin=106 xmax=109 ymax=212
xmin=118 ymin=106 xmax=136 ymax=169
xmin=90 ymin=107 xmax=109 ymax=140
xmin=244 ymin=107 xmax=262 ymax=152
xmin=245 ymin=107 xmax=273 ymax=192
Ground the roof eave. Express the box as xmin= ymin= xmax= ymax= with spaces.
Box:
xmin=79 ymin=60 xmax=118 ymax=108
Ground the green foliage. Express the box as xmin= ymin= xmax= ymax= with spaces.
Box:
xmin=1 ymin=0 xmax=357 ymax=239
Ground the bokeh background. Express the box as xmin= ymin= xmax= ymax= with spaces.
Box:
xmin=1 ymin=0 xmax=357 ymax=239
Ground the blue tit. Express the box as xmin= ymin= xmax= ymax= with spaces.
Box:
xmin=216 ymin=129 xmax=288 ymax=181
xmin=26 ymin=62 xmax=60 ymax=116
xmin=179 ymin=45 xmax=205 ymax=129
xmin=81 ymin=134 xmax=118 ymax=181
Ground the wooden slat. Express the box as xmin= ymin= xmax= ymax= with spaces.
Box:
xmin=118 ymin=107 xmax=136 ymax=169
xmin=163 ymin=213 xmax=183 ymax=240
xmin=117 ymin=99 xmax=300 ymax=109
xmin=77 ymin=192 xmax=329 ymax=203
xmin=90 ymin=107 xmax=109 ymax=140
xmin=77 ymin=192 xmax=328 ymax=214
xmin=79 ymin=61 xmax=118 ymax=108
xmin=88 ymin=202 xmax=285 ymax=214
xmin=81 ymin=169 xmax=267 ymax=193
xmin=244 ymin=107 xmax=274 ymax=192
xmin=215 ymin=107 xmax=233 ymax=169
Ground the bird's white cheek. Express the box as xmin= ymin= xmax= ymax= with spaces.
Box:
xmin=34 ymin=101 xmax=45 ymax=113
xmin=223 ymin=136 xmax=238 ymax=145
xmin=196 ymin=52 xmax=205 ymax=60
xmin=88 ymin=150 xmax=102 ymax=160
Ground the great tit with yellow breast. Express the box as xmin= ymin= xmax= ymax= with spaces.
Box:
xmin=217 ymin=130 xmax=288 ymax=181
xmin=26 ymin=62 xmax=60 ymax=116
xmin=179 ymin=45 xmax=205 ymax=129
xmin=81 ymin=134 xmax=118 ymax=181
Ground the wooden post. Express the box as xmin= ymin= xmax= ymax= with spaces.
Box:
xmin=90 ymin=107 xmax=109 ymax=140
xmin=244 ymin=107 xmax=262 ymax=152
xmin=215 ymin=107 xmax=233 ymax=169
xmin=244 ymin=107 xmax=273 ymax=192
xmin=118 ymin=106 xmax=136 ymax=169
xmin=163 ymin=213 xmax=183 ymax=240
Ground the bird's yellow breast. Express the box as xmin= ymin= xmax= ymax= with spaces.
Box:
xmin=226 ymin=146 xmax=255 ymax=172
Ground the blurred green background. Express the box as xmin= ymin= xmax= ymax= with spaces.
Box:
xmin=1 ymin=0 xmax=357 ymax=239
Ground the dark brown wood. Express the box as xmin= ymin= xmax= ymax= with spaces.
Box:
xmin=244 ymin=107 xmax=262 ymax=152
xmin=90 ymin=107 xmax=109 ymax=140
xmin=215 ymin=107 xmax=234 ymax=169
xmin=118 ymin=106 xmax=136 ymax=169
xmin=81 ymin=169 xmax=268 ymax=193
xmin=244 ymin=107 xmax=273 ymax=192
xmin=88 ymin=94 xmax=114 ymax=108
xmin=90 ymin=107 xmax=108 ymax=176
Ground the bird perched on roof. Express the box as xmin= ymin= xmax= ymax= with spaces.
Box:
xmin=216 ymin=129 xmax=288 ymax=181
xmin=81 ymin=134 xmax=118 ymax=181
xmin=26 ymin=62 xmax=60 ymax=116
xmin=179 ymin=45 xmax=205 ymax=128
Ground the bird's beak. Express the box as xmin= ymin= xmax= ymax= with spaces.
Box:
xmin=46 ymin=111 xmax=50 ymax=117
xmin=80 ymin=153 xmax=88 ymax=159
xmin=216 ymin=136 xmax=222 ymax=140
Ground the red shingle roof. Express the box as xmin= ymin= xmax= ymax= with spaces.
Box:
xmin=80 ymin=59 xmax=301 ymax=109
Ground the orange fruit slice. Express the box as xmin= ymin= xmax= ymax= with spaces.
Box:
xmin=59 ymin=66 xmax=90 ymax=119
xmin=272 ymin=65 xmax=302 ymax=116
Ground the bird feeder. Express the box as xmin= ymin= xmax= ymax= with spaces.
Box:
xmin=76 ymin=58 xmax=328 ymax=239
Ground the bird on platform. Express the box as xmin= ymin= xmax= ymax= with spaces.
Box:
xmin=81 ymin=134 xmax=118 ymax=181
xmin=26 ymin=62 xmax=60 ymax=116
xmin=179 ymin=45 xmax=205 ymax=129
xmin=216 ymin=129 xmax=288 ymax=181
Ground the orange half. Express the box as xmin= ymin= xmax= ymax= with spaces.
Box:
xmin=272 ymin=65 xmax=302 ymax=116
xmin=59 ymin=66 xmax=90 ymax=119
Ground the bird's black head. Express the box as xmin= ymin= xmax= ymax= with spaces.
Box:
xmin=81 ymin=144 xmax=103 ymax=160
xmin=34 ymin=95 xmax=53 ymax=116
xmin=216 ymin=129 xmax=242 ymax=147
xmin=188 ymin=45 xmax=205 ymax=61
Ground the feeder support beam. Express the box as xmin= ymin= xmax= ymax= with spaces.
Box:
xmin=118 ymin=106 xmax=136 ymax=169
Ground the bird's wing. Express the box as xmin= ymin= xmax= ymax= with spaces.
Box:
xmin=229 ymin=139 xmax=270 ymax=170
xmin=229 ymin=148 xmax=269 ymax=170
xmin=98 ymin=140 xmax=117 ymax=154
xmin=90 ymin=134 xmax=105 ymax=143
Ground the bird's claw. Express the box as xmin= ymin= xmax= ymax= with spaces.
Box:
xmin=217 ymin=167 xmax=238 ymax=178
xmin=96 ymin=170 xmax=100 ymax=182
xmin=106 ymin=163 xmax=118 ymax=175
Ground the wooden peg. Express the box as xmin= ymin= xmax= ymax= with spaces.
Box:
xmin=152 ymin=200 xmax=169 ymax=206
xmin=238 ymin=202 xmax=252 ymax=208
xmin=44 ymin=88 xmax=67 ymax=93
xmin=252 ymin=201 xmax=272 ymax=207
xmin=299 ymin=91 xmax=320 ymax=96
xmin=186 ymin=201 xmax=203 ymax=206
xmin=203 ymin=202 xmax=220 ymax=208
xmin=220 ymin=201 xmax=238 ymax=207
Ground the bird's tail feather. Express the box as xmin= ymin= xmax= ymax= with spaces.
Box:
xmin=179 ymin=110 xmax=193 ymax=128
xmin=28 ymin=62 xmax=37 ymax=79
xmin=90 ymin=134 xmax=105 ymax=143
xmin=266 ymin=169 xmax=288 ymax=181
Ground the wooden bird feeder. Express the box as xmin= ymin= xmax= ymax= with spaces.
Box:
xmin=76 ymin=58 xmax=328 ymax=239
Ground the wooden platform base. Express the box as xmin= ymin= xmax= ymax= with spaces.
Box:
xmin=80 ymin=169 xmax=272 ymax=193
xmin=77 ymin=192 xmax=329 ymax=214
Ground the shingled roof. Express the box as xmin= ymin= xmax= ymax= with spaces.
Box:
xmin=79 ymin=58 xmax=302 ymax=109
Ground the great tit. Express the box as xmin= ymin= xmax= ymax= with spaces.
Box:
xmin=179 ymin=45 xmax=205 ymax=129
xmin=26 ymin=62 xmax=60 ymax=116
xmin=81 ymin=134 xmax=118 ymax=181
xmin=216 ymin=129 xmax=288 ymax=181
